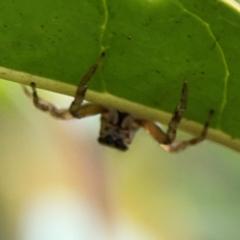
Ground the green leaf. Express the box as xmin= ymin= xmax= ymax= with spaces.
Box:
xmin=0 ymin=0 xmax=240 ymax=152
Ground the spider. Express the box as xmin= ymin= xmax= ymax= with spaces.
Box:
xmin=22 ymin=52 xmax=214 ymax=152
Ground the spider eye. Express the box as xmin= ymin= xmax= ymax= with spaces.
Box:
xmin=114 ymin=139 xmax=127 ymax=151
xmin=98 ymin=135 xmax=114 ymax=145
xmin=98 ymin=136 xmax=128 ymax=151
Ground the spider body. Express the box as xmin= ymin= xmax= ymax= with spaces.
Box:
xmin=22 ymin=52 xmax=214 ymax=152
xmin=98 ymin=110 xmax=140 ymax=151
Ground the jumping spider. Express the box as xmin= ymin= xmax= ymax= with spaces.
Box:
xmin=23 ymin=52 xmax=214 ymax=152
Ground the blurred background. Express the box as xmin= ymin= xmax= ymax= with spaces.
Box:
xmin=0 ymin=79 xmax=239 ymax=240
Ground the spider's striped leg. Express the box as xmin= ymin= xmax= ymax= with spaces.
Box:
xmin=23 ymin=52 xmax=106 ymax=120
xmin=164 ymin=78 xmax=188 ymax=144
xmin=70 ymin=52 xmax=105 ymax=118
xmin=23 ymin=82 xmax=106 ymax=120
xmin=161 ymin=110 xmax=214 ymax=152
xmin=25 ymin=82 xmax=73 ymax=119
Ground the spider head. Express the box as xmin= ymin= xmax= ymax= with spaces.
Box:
xmin=98 ymin=135 xmax=128 ymax=151
xmin=98 ymin=110 xmax=140 ymax=151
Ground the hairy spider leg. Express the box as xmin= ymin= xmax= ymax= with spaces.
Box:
xmin=165 ymin=78 xmax=188 ymax=144
xmin=70 ymin=52 xmax=105 ymax=118
xmin=138 ymin=78 xmax=214 ymax=152
xmin=28 ymin=82 xmax=73 ymax=119
xmin=137 ymin=79 xmax=188 ymax=145
xmin=23 ymin=52 xmax=106 ymax=120
xmin=161 ymin=110 xmax=214 ymax=152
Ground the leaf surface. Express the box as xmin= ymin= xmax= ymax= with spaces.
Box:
xmin=0 ymin=0 xmax=240 ymax=151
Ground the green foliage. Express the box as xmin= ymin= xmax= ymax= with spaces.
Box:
xmin=0 ymin=0 xmax=240 ymax=151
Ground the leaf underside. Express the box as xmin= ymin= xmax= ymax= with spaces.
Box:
xmin=0 ymin=0 xmax=240 ymax=152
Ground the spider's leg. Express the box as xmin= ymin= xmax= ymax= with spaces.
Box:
xmin=161 ymin=110 xmax=214 ymax=152
xmin=137 ymin=79 xmax=187 ymax=145
xmin=26 ymin=82 xmax=73 ymax=119
xmin=70 ymin=52 xmax=105 ymax=118
xmin=138 ymin=120 xmax=168 ymax=143
xmin=165 ymin=78 xmax=188 ymax=144
xmin=23 ymin=82 xmax=106 ymax=119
